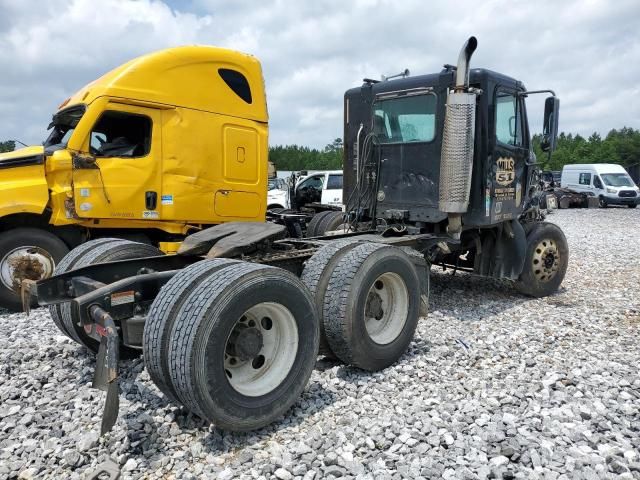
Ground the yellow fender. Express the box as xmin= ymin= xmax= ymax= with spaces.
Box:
xmin=0 ymin=147 xmax=49 ymax=219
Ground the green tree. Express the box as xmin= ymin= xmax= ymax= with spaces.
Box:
xmin=0 ymin=140 xmax=16 ymax=153
xmin=269 ymin=138 xmax=343 ymax=171
xmin=533 ymin=127 xmax=640 ymax=171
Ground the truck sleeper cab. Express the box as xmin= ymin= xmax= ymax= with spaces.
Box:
xmin=0 ymin=46 xmax=269 ymax=309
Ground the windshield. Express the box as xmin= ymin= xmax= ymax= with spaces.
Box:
xmin=268 ymin=178 xmax=284 ymax=191
xmin=43 ymin=105 xmax=86 ymax=152
xmin=373 ymin=92 xmax=437 ymax=144
xmin=601 ymin=173 xmax=635 ymax=187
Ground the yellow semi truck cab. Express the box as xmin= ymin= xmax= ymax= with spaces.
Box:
xmin=0 ymin=46 xmax=269 ymax=309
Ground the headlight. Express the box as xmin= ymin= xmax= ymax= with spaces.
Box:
xmin=606 ymin=188 xmax=616 ymax=194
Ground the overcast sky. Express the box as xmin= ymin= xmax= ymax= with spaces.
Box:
xmin=1 ymin=0 xmax=639 ymax=149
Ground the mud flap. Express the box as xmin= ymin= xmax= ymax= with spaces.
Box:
xmin=89 ymin=306 xmax=121 ymax=435
xmin=475 ymin=220 xmax=526 ymax=280
xmin=494 ymin=220 xmax=527 ymax=279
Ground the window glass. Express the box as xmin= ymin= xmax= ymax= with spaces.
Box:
xmin=44 ymin=105 xmax=86 ymax=151
xmin=373 ymin=93 xmax=436 ymax=144
xmin=327 ymin=174 xmax=343 ymax=190
xmin=593 ymin=176 xmax=603 ymax=189
xmin=268 ymin=178 xmax=286 ymax=191
xmin=373 ymin=111 xmax=392 ymax=140
xmin=601 ymin=173 xmax=634 ymax=187
xmin=299 ymin=175 xmax=324 ymax=190
xmin=219 ymin=68 xmax=252 ymax=104
xmin=90 ymin=111 xmax=152 ymax=157
xmin=579 ymin=173 xmax=591 ymax=185
xmin=495 ymin=92 xmax=523 ymax=146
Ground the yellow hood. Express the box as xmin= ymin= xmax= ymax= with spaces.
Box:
xmin=0 ymin=145 xmax=44 ymax=162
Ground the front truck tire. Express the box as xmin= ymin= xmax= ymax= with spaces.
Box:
xmin=515 ymin=222 xmax=569 ymax=298
xmin=58 ymin=240 xmax=163 ymax=353
xmin=0 ymin=228 xmax=69 ymax=311
xmin=166 ymin=262 xmax=319 ymax=431
xmin=322 ymin=243 xmax=421 ymax=371
xmin=49 ymin=238 xmax=124 ymax=337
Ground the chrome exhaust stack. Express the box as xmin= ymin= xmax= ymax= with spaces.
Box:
xmin=439 ymin=36 xmax=479 ymax=237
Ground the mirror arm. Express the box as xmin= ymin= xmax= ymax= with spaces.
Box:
xmin=518 ymin=89 xmax=556 ymax=97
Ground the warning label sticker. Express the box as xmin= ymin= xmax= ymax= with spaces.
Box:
xmin=111 ymin=290 xmax=135 ymax=306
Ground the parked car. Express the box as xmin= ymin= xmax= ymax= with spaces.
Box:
xmin=267 ymin=177 xmax=289 ymax=210
xmin=560 ymin=164 xmax=640 ymax=208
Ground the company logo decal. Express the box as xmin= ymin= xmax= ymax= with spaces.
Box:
xmin=496 ymin=157 xmax=515 ymax=186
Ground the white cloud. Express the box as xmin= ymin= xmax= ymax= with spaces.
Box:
xmin=0 ymin=0 xmax=639 ymax=148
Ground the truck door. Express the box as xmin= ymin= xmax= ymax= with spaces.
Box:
xmin=490 ymin=87 xmax=528 ymax=222
xmin=295 ymin=174 xmax=324 ymax=207
xmin=322 ymin=173 xmax=343 ymax=205
xmin=72 ymin=105 xmax=162 ymax=221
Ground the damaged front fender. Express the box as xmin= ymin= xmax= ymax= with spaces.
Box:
xmin=0 ymin=148 xmax=49 ymax=218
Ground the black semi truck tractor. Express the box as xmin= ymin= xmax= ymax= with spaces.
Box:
xmin=28 ymin=37 xmax=567 ymax=434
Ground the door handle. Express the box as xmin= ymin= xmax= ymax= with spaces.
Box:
xmin=145 ymin=191 xmax=158 ymax=210
xmin=219 ymin=190 xmax=230 ymax=196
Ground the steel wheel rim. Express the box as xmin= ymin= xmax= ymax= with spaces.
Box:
xmin=364 ymin=272 xmax=409 ymax=344
xmin=532 ymin=238 xmax=559 ymax=282
xmin=0 ymin=246 xmax=55 ymax=291
xmin=224 ymin=302 xmax=299 ymax=397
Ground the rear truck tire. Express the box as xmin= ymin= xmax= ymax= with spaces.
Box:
xmin=515 ymin=222 xmax=569 ymax=298
xmin=598 ymin=196 xmax=607 ymax=208
xmin=305 ymin=211 xmax=333 ymax=237
xmin=0 ymin=227 xmax=70 ymax=311
xmin=166 ymin=262 xmax=318 ymax=431
xmin=143 ymin=258 xmax=240 ymax=405
xmin=60 ymin=240 xmax=163 ymax=353
xmin=322 ymin=243 xmax=421 ymax=371
xmin=49 ymin=238 xmax=123 ymax=337
xmin=300 ymin=239 xmax=362 ymax=357
xmin=316 ymin=211 xmax=345 ymax=236
xmin=629 ymin=204 xmax=637 ymax=209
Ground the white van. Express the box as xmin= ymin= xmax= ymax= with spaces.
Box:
xmin=560 ymin=164 xmax=639 ymax=208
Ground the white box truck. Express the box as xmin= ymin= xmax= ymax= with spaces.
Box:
xmin=560 ymin=164 xmax=639 ymax=208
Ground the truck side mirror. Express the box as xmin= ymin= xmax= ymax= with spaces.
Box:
xmin=541 ymin=96 xmax=560 ymax=152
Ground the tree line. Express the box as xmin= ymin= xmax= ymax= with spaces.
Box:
xmin=3 ymin=128 xmax=640 ymax=174
xmin=532 ymin=127 xmax=640 ymax=171
xmin=269 ymin=138 xmax=343 ymax=171
xmin=270 ymin=128 xmax=640 ymax=173
xmin=0 ymin=140 xmax=15 ymax=153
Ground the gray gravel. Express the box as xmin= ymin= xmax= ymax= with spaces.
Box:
xmin=1 ymin=208 xmax=639 ymax=480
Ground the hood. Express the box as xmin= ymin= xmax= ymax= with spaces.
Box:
xmin=0 ymin=145 xmax=44 ymax=162
xmin=0 ymin=145 xmax=45 ymax=168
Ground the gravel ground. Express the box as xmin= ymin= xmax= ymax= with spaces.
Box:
xmin=1 ymin=208 xmax=639 ymax=480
